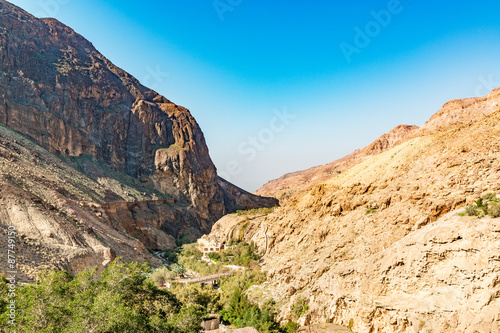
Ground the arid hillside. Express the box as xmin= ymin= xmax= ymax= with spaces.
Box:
xmin=256 ymin=88 xmax=500 ymax=201
xmin=208 ymin=89 xmax=500 ymax=332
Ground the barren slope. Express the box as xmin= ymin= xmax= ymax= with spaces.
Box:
xmin=256 ymin=88 xmax=500 ymax=200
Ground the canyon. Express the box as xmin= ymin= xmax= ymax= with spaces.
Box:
xmin=0 ymin=0 xmax=499 ymax=332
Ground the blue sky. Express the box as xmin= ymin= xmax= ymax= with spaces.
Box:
xmin=9 ymin=0 xmax=500 ymax=191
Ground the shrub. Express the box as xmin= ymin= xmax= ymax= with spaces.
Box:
xmin=284 ymin=321 xmax=299 ymax=333
xmin=208 ymin=252 xmax=221 ymax=261
xmin=482 ymin=192 xmax=497 ymax=202
xmin=170 ymin=263 xmax=187 ymax=275
xmin=0 ymin=259 xmax=193 ymax=332
xmin=465 ymin=204 xmax=480 ymax=216
xmin=221 ymin=288 xmax=279 ymax=333
xmin=464 ymin=193 xmax=500 ymax=217
xmin=149 ymin=267 xmax=176 ymax=287
xmin=163 ymin=248 xmax=180 ymax=263
xmin=217 ymin=241 xmax=261 ymax=267
xmin=488 ymin=202 xmax=500 ymax=218
xmin=236 ymin=206 xmax=276 ymax=216
xmin=290 ymin=298 xmax=309 ymax=320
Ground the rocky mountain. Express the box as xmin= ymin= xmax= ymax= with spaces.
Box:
xmin=0 ymin=0 xmax=276 ymax=281
xmin=254 ymin=124 xmax=419 ymax=200
xmin=256 ymin=88 xmax=500 ymax=201
xmin=206 ymin=89 xmax=500 ymax=332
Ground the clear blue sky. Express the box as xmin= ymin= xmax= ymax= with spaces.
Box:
xmin=9 ymin=0 xmax=500 ymax=191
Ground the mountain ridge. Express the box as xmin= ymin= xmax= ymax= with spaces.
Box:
xmin=255 ymin=88 xmax=500 ymax=200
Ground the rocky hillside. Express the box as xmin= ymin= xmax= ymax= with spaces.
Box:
xmin=0 ymin=0 xmax=276 ymax=280
xmin=256 ymin=88 xmax=500 ymax=200
xmin=255 ymin=124 xmax=419 ymax=200
xmin=207 ymin=89 xmax=500 ymax=332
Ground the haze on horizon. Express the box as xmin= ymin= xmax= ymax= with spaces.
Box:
xmin=8 ymin=0 xmax=500 ymax=192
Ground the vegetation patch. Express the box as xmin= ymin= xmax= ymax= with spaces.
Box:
xmin=236 ymin=206 xmax=276 ymax=216
xmin=464 ymin=193 xmax=500 ymax=217
xmin=290 ymin=298 xmax=309 ymax=321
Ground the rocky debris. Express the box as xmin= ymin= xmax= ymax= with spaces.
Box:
xmin=208 ymin=93 xmax=500 ymax=332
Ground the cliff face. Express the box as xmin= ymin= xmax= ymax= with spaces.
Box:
xmin=208 ymin=89 xmax=500 ymax=332
xmin=0 ymin=124 xmax=167 ymax=282
xmin=0 ymin=0 xmax=277 ymax=238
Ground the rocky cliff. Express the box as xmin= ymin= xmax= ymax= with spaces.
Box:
xmin=208 ymin=89 xmax=500 ymax=332
xmin=0 ymin=0 xmax=277 ymax=280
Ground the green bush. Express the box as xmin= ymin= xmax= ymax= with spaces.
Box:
xmin=170 ymin=263 xmax=187 ymax=275
xmin=0 ymin=259 xmax=210 ymax=333
xmin=169 ymin=283 xmax=222 ymax=315
xmin=284 ymin=321 xmax=299 ymax=333
xmin=488 ymin=202 xmax=500 ymax=218
xmin=208 ymin=252 xmax=221 ymax=261
xmin=221 ymin=288 xmax=280 ymax=333
xmin=465 ymin=204 xmax=480 ymax=216
xmin=236 ymin=207 xmax=276 ymax=216
xmin=290 ymin=298 xmax=309 ymax=320
xmin=149 ymin=267 xmax=177 ymax=287
xmin=218 ymin=241 xmax=261 ymax=267
xmin=464 ymin=193 xmax=500 ymax=217
xmin=163 ymin=248 xmax=180 ymax=263
xmin=482 ymin=192 xmax=497 ymax=202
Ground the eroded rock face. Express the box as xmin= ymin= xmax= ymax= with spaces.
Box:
xmin=0 ymin=0 xmax=277 ymax=239
xmin=0 ymin=125 xmax=162 ymax=282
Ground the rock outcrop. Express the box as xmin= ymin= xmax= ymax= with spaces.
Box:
xmin=0 ymin=124 xmax=163 ymax=281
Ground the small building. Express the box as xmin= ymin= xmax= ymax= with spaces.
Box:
xmin=197 ymin=235 xmax=225 ymax=255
